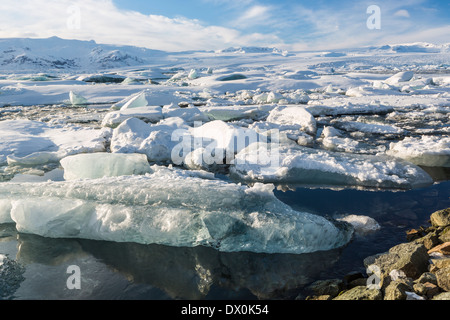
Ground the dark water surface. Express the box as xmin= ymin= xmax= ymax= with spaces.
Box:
xmin=1 ymin=178 xmax=449 ymax=300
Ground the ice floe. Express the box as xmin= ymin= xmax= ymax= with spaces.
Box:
xmin=387 ymin=136 xmax=450 ymax=167
xmin=230 ymin=144 xmax=434 ymax=190
xmin=0 ymin=165 xmax=354 ymax=254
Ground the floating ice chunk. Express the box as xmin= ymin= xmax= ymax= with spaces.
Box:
xmin=1 ymin=166 xmax=353 ymax=254
xmin=162 ymin=106 xmax=210 ymax=124
xmin=111 ymin=90 xmax=190 ymax=111
xmin=7 ymin=152 xmax=60 ymax=166
xmin=190 ymin=120 xmax=264 ymax=157
xmin=305 ymin=103 xmax=394 ymax=117
xmin=69 ymin=91 xmax=88 ymax=106
xmin=120 ymin=91 xmax=149 ymax=110
xmin=319 ymin=126 xmax=363 ymax=153
xmin=102 ymin=106 xmax=163 ymax=128
xmin=249 ymin=121 xmax=313 ymax=147
xmin=188 ymin=69 xmax=199 ymax=79
xmin=198 ymin=105 xmax=270 ymax=121
xmin=384 ymin=71 xmax=414 ymax=86
xmin=111 ymin=117 xmax=190 ymax=163
xmin=266 ymin=105 xmax=316 ymax=135
xmin=183 ymin=147 xmax=225 ymax=172
xmin=337 ymin=214 xmax=380 ymax=235
xmin=333 ymin=121 xmax=405 ymax=135
xmin=10 ymin=168 xmax=64 ymax=183
xmin=230 ymin=144 xmax=433 ymax=190
xmin=60 ymin=153 xmax=152 ymax=180
xmin=387 ymin=136 xmax=450 ymax=167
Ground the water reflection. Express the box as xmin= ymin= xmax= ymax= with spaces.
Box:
xmin=6 ymin=230 xmax=344 ymax=300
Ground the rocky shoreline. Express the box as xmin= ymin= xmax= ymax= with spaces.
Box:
xmin=299 ymin=207 xmax=450 ymax=300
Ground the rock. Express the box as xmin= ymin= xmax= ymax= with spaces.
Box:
xmin=433 ymin=292 xmax=450 ymax=300
xmin=428 ymin=242 xmax=450 ymax=255
xmin=413 ymin=282 xmax=427 ymax=295
xmin=348 ymin=277 xmax=369 ymax=289
xmin=333 ymin=286 xmax=382 ymax=300
xmin=413 ymin=281 xmax=439 ymax=298
xmin=306 ymin=279 xmax=344 ymax=298
xmin=430 ymin=208 xmax=450 ymax=227
xmin=384 ymin=280 xmax=411 ymax=300
xmin=424 ymin=282 xmax=440 ymax=299
xmin=429 ymin=256 xmax=450 ymax=271
xmin=435 ymin=267 xmax=450 ymax=291
xmin=364 ymin=242 xmax=429 ymax=284
xmin=439 ymin=227 xmax=450 ymax=243
xmin=406 ymin=229 xmax=423 ymax=241
xmin=414 ymin=231 xmax=440 ymax=250
xmin=415 ymin=272 xmax=437 ymax=285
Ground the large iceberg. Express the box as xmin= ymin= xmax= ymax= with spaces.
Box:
xmin=230 ymin=144 xmax=434 ymax=190
xmin=0 ymin=166 xmax=353 ymax=254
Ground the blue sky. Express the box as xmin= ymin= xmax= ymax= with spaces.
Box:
xmin=0 ymin=0 xmax=449 ymax=51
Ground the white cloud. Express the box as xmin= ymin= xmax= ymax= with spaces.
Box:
xmin=233 ymin=5 xmax=273 ymax=28
xmin=0 ymin=0 xmax=283 ymax=51
xmin=394 ymin=9 xmax=411 ymax=18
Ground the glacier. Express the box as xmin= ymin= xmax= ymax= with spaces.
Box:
xmin=0 ymin=165 xmax=353 ymax=254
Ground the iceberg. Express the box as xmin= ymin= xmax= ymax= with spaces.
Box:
xmin=387 ymin=136 xmax=450 ymax=167
xmin=384 ymin=71 xmax=414 ymax=85
xmin=101 ymin=106 xmax=164 ymax=128
xmin=0 ymin=166 xmax=354 ymax=254
xmin=120 ymin=91 xmax=149 ymax=110
xmin=69 ymin=91 xmax=88 ymax=106
xmin=111 ymin=117 xmax=190 ymax=163
xmin=60 ymin=153 xmax=152 ymax=180
xmin=230 ymin=144 xmax=434 ymax=190
xmin=266 ymin=105 xmax=317 ymax=135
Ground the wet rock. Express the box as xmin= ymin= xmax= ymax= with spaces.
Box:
xmin=414 ymin=230 xmax=440 ymax=250
xmin=435 ymin=267 xmax=450 ymax=292
xmin=384 ymin=280 xmax=411 ymax=300
xmin=333 ymin=286 xmax=382 ymax=300
xmin=415 ymin=272 xmax=437 ymax=285
xmin=429 ymin=256 xmax=450 ymax=272
xmin=430 ymin=208 xmax=450 ymax=227
xmin=439 ymin=227 xmax=450 ymax=243
xmin=364 ymin=242 xmax=429 ymax=284
xmin=306 ymin=279 xmax=344 ymax=298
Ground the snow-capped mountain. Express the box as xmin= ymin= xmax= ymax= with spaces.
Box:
xmin=0 ymin=37 xmax=165 ymax=73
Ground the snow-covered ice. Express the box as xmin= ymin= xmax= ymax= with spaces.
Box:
xmin=387 ymin=136 xmax=450 ymax=167
xmin=231 ymin=144 xmax=434 ymax=190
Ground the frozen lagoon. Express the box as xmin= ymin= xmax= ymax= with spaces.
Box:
xmin=0 ymin=39 xmax=449 ymax=299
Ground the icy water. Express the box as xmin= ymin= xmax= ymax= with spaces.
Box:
xmin=0 ymin=103 xmax=449 ymax=300
xmin=1 ymin=177 xmax=449 ymax=300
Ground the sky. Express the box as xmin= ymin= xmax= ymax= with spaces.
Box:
xmin=0 ymin=0 xmax=448 ymax=52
